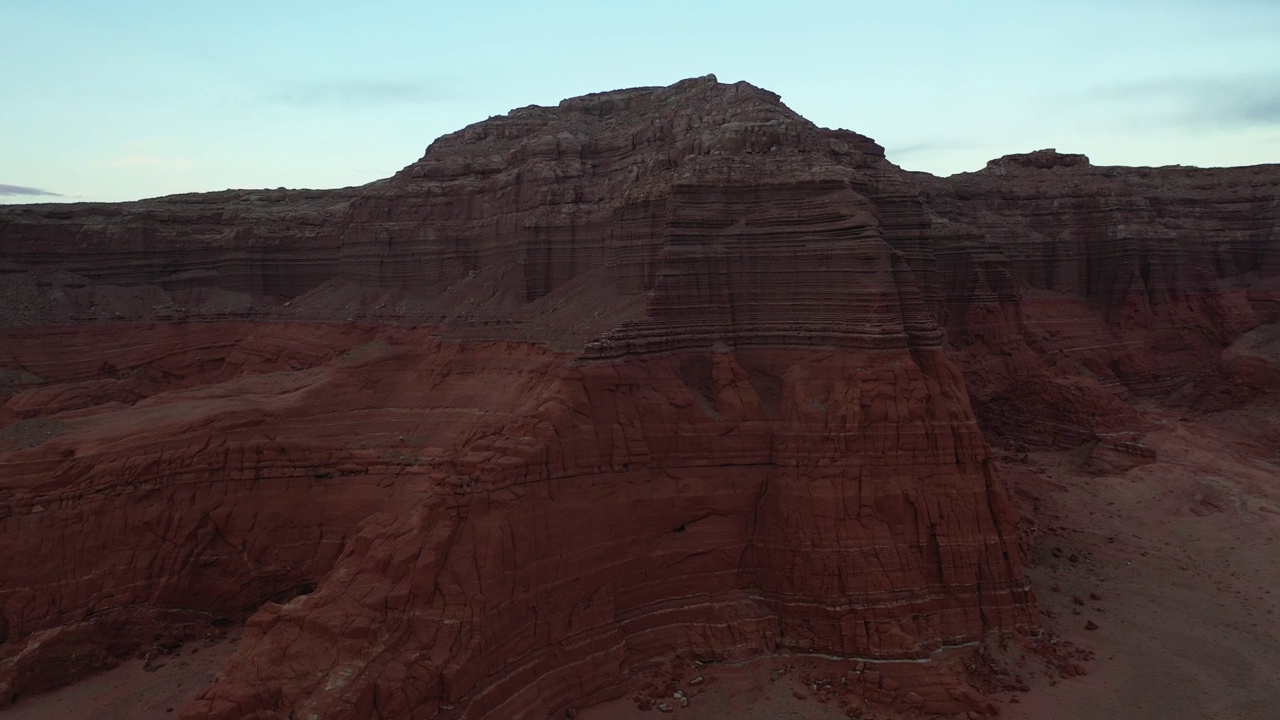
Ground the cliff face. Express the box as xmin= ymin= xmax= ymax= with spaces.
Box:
xmin=1 ymin=76 xmax=1277 ymax=718
xmin=916 ymin=151 xmax=1280 ymax=447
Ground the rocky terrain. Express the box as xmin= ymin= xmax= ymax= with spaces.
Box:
xmin=1 ymin=75 xmax=1277 ymax=719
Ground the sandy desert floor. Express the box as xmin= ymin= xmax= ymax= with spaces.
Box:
xmin=3 ymin=630 xmax=240 ymax=720
xmin=997 ymin=399 xmax=1280 ymax=720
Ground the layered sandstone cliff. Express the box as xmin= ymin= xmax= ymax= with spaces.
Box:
xmin=1 ymin=75 xmax=1277 ymax=719
xmin=917 ymin=150 xmax=1280 ymax=448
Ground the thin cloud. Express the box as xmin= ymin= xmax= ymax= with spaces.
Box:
xmin=266 ymin=79 xmax=456 ymax=108
xmin=106 ymin=154 xmax=192 ymax=170
xmin=887 ymin=140 xmax=977 ymax=159
xmin=1091 ymin=75 xmax=1280 ymax=131
xmin=0 ymin=184 xmax=61 ymax=197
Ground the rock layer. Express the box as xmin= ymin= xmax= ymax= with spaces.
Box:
xmin=1 ymin=76 xmax=1278 ymax=718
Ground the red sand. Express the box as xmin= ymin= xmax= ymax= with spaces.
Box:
xmin=3 ymin=631 xmax=239 ymax=720
xmin=999 ymin=401 xmax=1280 ymax=720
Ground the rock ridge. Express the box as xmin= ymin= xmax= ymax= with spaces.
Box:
xmin=0 ymin=76 xmax=1277 ymax=718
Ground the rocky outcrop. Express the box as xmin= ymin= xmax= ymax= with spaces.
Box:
xmin=0 ymin=189 xmax=356 ymax=299
xmin=165 ymin=342 xmax=1029 ymax=720
xmin=915 ymin=150 xmax=1280 ymax=443
xmin=0 ymin=321 xmax=1031 ymax=718
xmin=1 ymin=76 xmax=1277 ymax=718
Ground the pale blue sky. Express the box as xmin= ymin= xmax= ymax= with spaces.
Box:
xmin=3 ymin=0 xmax=1279 ymax=203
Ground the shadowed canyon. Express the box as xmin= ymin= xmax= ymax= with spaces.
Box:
xmin=2 ymin=76 xmax=1278 ymax=719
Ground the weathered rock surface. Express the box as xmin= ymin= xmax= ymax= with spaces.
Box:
xmin=914 ymin=149 xmax=1280 ymax=445
xmin=0 ymin=75 xmax=1277 ymax=718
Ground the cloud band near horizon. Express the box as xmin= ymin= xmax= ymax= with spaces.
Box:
xmin=0 ymin=184 xmax=61 ymax=197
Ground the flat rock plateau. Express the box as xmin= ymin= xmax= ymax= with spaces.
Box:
xmin=1 ymin=76 xmax=1277 ymax=720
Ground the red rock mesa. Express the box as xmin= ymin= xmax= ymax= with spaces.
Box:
xmin=1 ymin=76 xmax=1276 ymax=719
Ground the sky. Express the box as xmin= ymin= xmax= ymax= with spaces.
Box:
xmin=3 ymin=0 xmax=1279 ymax=204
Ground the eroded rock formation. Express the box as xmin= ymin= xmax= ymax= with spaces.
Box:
xmin=1 ymin=75 xmax=1277 ymax=718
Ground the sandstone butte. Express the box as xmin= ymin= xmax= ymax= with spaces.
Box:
xmin=0 ymin=75 xmax=1277 ymax=719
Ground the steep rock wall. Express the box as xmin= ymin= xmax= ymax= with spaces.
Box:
xmin=1 ymin=77 xmax=1277 ymax=718
xmin=178 ymin=343 xmax=1029 ymax=720
xmin=918 ymin=151 xmax=1280 ymax=443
